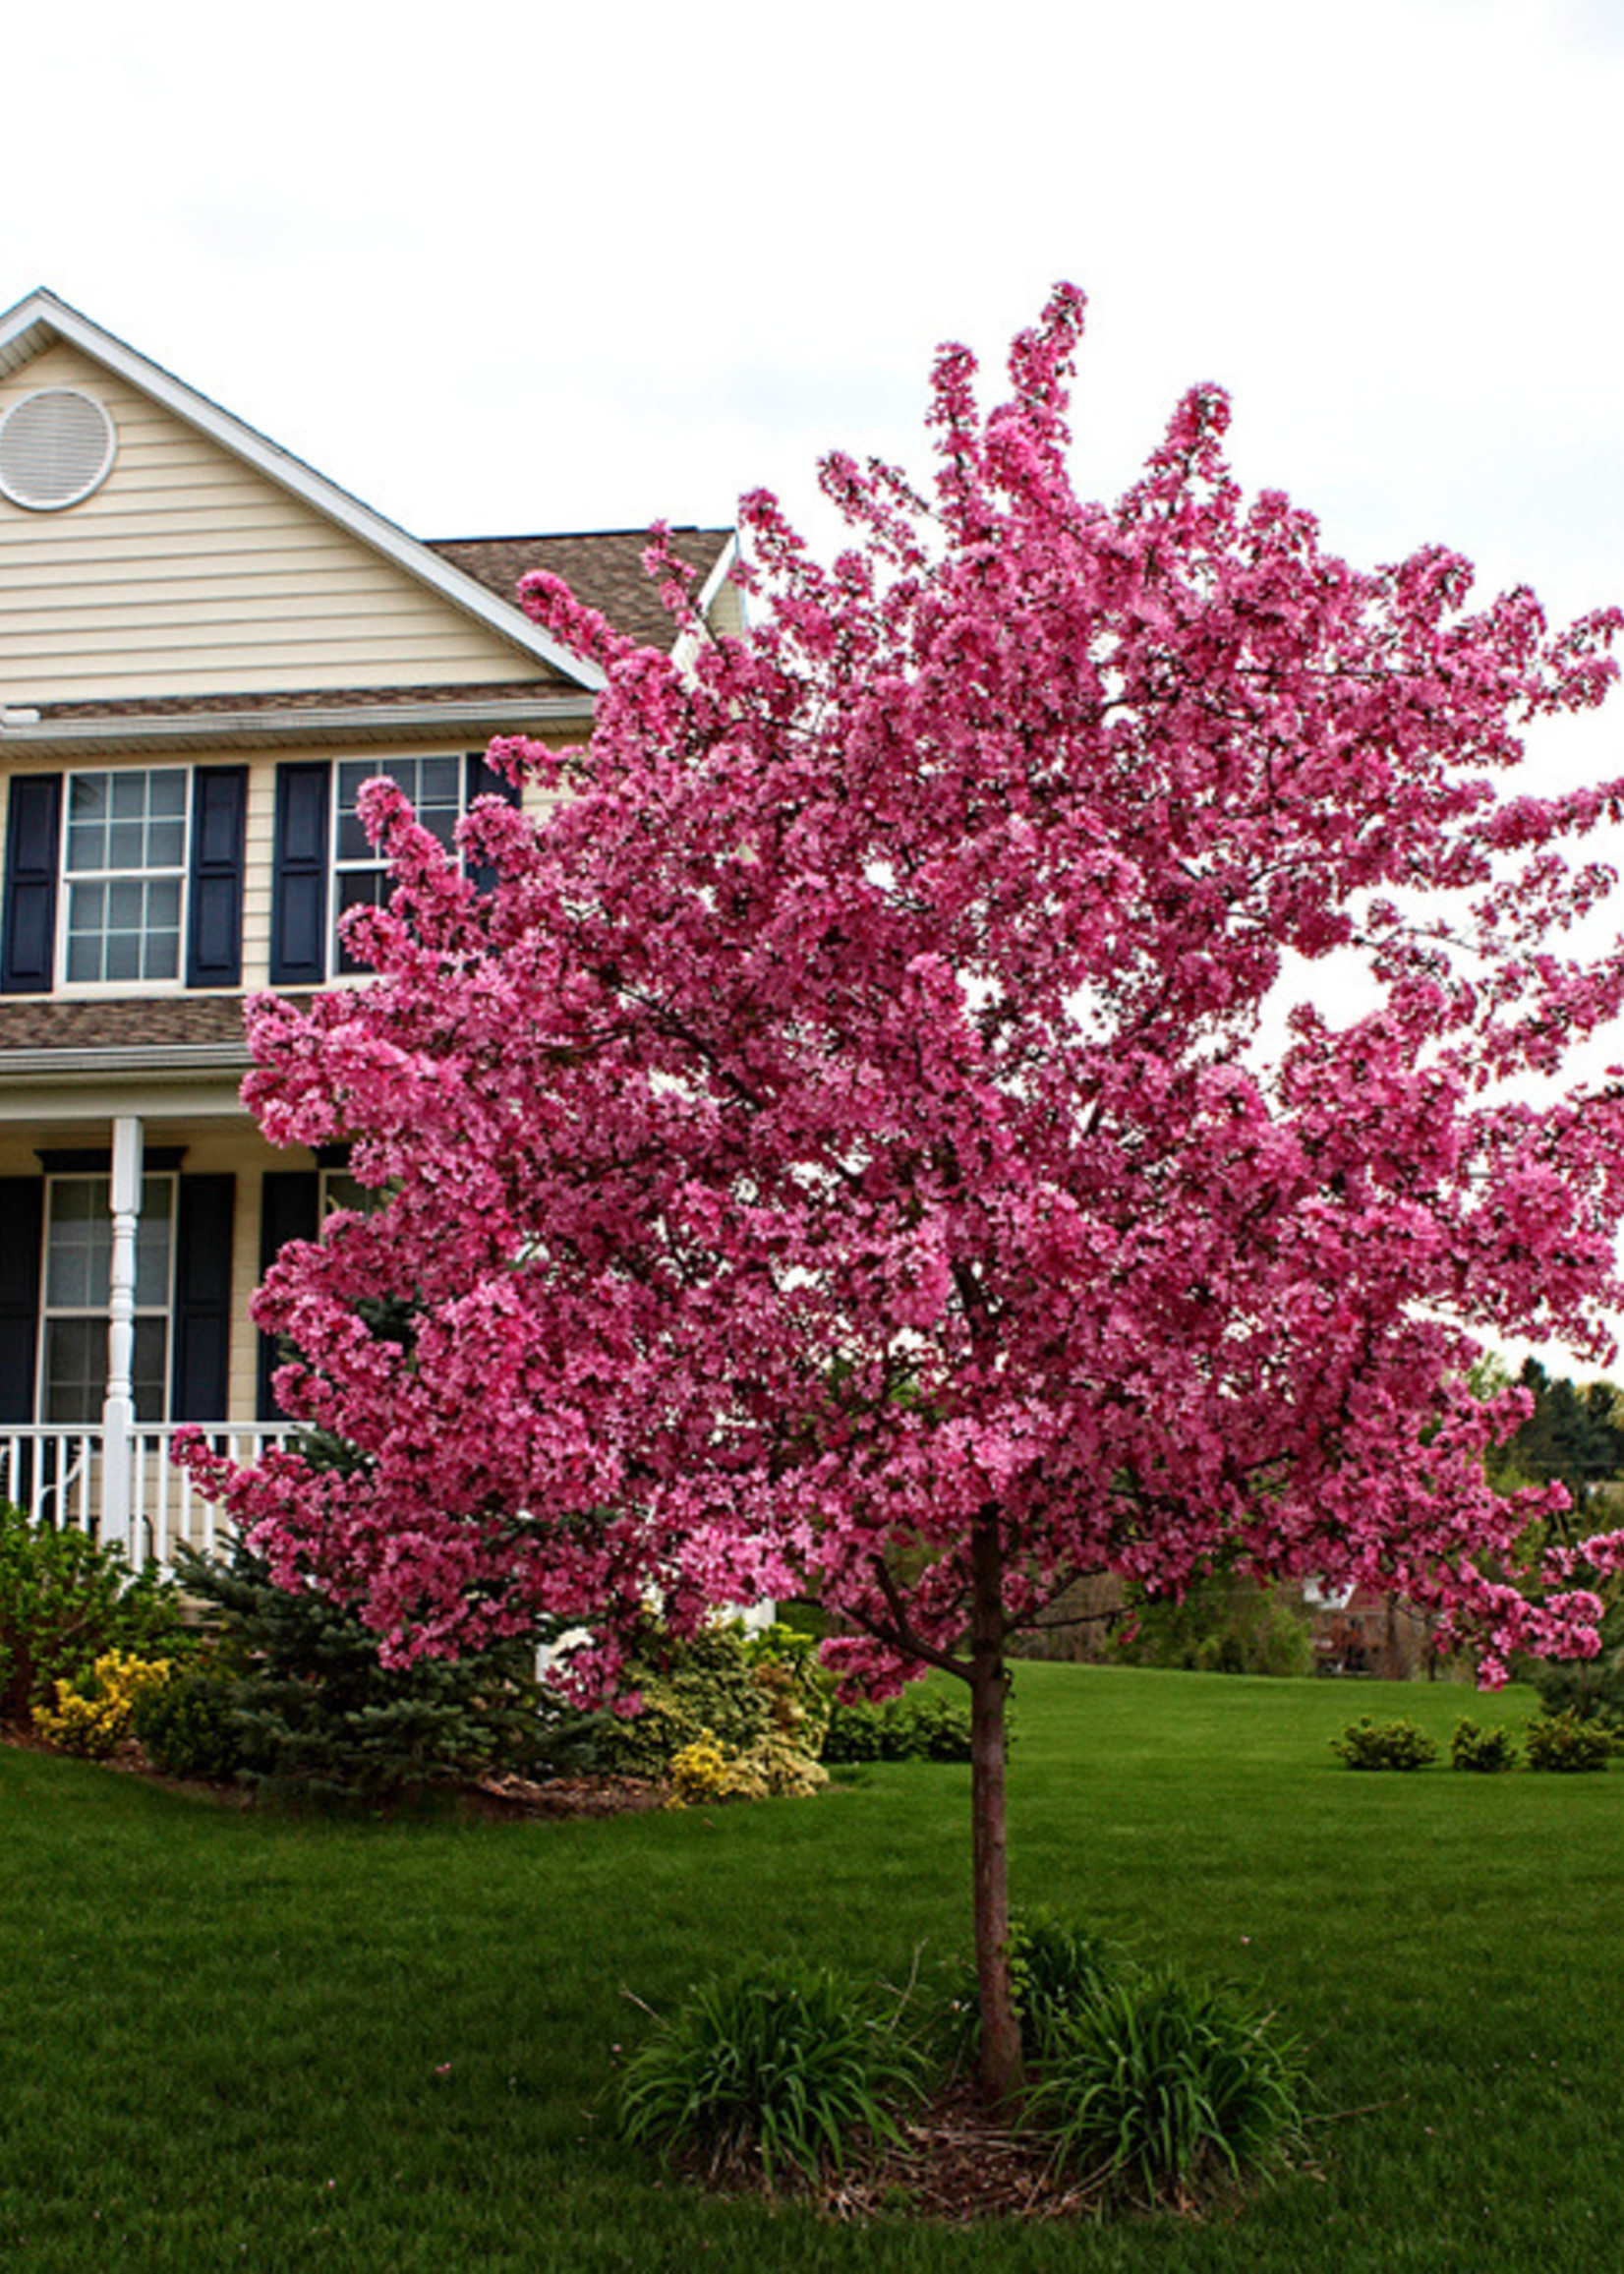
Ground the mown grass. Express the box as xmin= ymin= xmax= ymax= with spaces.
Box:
xmin=3 ymin=1663 xmax=1621 ymax=2270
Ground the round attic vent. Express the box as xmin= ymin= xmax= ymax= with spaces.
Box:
xmin=0 ymin=387 xmax=117 ymax=511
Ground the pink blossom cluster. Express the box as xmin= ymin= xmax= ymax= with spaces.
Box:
xmin=181 ymin=284 xmax=1624 ymax=1697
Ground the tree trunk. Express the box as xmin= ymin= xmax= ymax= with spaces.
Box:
xmin=970 ymin=1506 xmax=1023 ymax=2106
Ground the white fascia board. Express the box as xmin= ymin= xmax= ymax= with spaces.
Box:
xmin=669 ymin=531 xmax=743 ymax=676
xmin=695 ymin=529 xmax=740 ymax=620
xmin=0 ymin=290 xmax=608 ymax=694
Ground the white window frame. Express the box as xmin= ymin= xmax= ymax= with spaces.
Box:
xmin=57 ymin=766 xmax=190 ymax=991
xmin=37 ymin=1171 xmax=177 ymax=1424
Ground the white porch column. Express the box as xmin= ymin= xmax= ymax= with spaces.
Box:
xmin=100 ymin=1116 xmax=144 ymax=1555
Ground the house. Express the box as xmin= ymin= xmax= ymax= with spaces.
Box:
xmin=0 ymin=288 xmax=739 ymax=1567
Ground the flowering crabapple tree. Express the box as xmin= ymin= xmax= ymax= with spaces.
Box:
xmin=184 ymin=285 xmax=1624 ymax=2105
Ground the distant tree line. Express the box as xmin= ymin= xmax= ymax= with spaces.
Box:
xmin=1481 ymin=1357 xmax=1624 ymax=1532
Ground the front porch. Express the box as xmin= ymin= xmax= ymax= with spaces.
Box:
xmin=1 ymin=1422 xmax=292 ymax=1573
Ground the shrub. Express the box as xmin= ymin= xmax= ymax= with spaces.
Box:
xmin=666 ymin=1725 xmax=829 ymax=1807
xmin=1525 ymin=1710 xmax=1612 ymax=1773
xmin=822 ymin=1687 xmax=974 ymax=1764
xmin=1330 ymin=1716 xmax=1438 ymax=1771
xmin=618 ymin=1959 xmax=922 ymax=2184
xmin=0 ymin=1501 xmax=190 ymax=1725
xmin=32 ymin=1650 xmax=173 ymax=1758
xmin=131 ymin=1659 xmax=245 ymax=1780
xmin=599 ymin=1620 xmax=829 ymax=1789
xmin=1450 ymin=1719 xmax=1519 ymax=1773
xmin=166 ymin=1538 xmax=559 ymax=1804
xmin=1026 ymin=1969 xmax=1305 ymax=2207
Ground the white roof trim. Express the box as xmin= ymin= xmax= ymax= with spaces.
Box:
xmin=670 ymin=530 xmax=742 ymax=676
xmin=0 ymin=289 xmax=608 ymax=695
xmin=695 ymin=529 xmax=740 ymax=620
xmin=0 ymin=691 xmax=596 ymax=757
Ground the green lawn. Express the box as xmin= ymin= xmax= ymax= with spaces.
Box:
xmin=3 ymin=1664 xmax=1620 ymax=2271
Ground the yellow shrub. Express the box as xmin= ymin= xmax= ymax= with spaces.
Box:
xmin=34 ymin=1651 xmax=172 ymax=1759
xmin=666 ymin=1723 xmax=826 ymax=1806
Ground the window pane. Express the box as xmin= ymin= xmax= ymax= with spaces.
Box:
xmin=418 ymin=755 xmax=459 ymax=805
xmin=134 ymin=1178 xmax=172 ymax=1308
xmin=106 ymin=819 xmax=145 ymax=869
xmin=45 ymin=1179 xmax=110 ymax=1309
xmin=144 ymin=880 xmax=181 ymax=978
xmin=43 ymin=1319 xmax=103 ymax=1424
xmin=133 ymin=1318 xmax=168 ymax=1424
xmin=147 ymin=818 xmax=186 ymax=868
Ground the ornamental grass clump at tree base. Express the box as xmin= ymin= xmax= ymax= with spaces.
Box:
xmin=617 ymin=1959 xmax=924 ymax=2186
xmin=182 ymin=285 xmax=1624 ymax=2107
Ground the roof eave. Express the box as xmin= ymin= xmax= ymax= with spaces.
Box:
xmin=0 ymin=691 xmax=597 ymax=759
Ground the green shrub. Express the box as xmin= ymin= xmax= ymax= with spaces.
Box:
xmin=822 ymin=1687 xmax=973 ymax=1764
xmin=131 ymin=1659 xmax=245 ymax=1780
xmin=1025 ymin=1969 xmax=1305 ymax=2207
xmin=598 ymin=1620 xmax=829 ymax=1787
xmin=1331 ymin=1716 xmax=1438 ymax=1771
xmin=618 ymin=1959 xmax=922 ymax=2184
xmin=1450 ymin=1718 xmax=1519 ymax=1773
xmin=0 ymin=1501 xmax=190 ymax=1724
xmin=1525 ymin=1709 xmax=1612 ymax=1773
xmin=166 ymin=1538 xmax=561 ymax=1804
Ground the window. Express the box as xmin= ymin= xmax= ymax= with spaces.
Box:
xmin=40 ymin=1174 xmax=174 ymax=1423
xmin=333 ymin=755 xmax=463 ymax=972
xmin=62 ymin=768 xmax=187 ymax=984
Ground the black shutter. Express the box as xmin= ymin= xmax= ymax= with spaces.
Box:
xmin=1 ymin=774 xmax=63 ymax=995
xmin=269 ymin=762 xmax=330 ymax=986
xmin=257 ymin=1171 xmax=319 ymax=1420
xmin=186 ymin=766 xmax=248 ymax=988
xmin=0 ymin=1178 xmax=43 ymax=1424
xmin=464 ymin=749 xmax=524 ymax=896
xmin=171 ymin=1176 xmax=235 ymax=1423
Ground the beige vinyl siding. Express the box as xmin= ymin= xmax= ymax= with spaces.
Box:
xmin=0 ymin=343 xmax=555 ymax=705
xmin=705 ymin=574 xmax=745 ymax=640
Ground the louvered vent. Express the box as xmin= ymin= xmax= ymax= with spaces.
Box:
xmin=0 ymin=388 xmax=117 ymax=510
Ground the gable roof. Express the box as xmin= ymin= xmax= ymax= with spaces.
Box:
xmin=0 ymin=288 xmax=608 ymax=694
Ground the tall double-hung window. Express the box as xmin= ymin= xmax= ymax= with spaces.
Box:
xmin=62 ymin=768 xmax=188 ymax=983
xmin=40 ymin=1173 xmax=174 ymax=1423
xmin=333 ymin=755 xmax=463 ymax=972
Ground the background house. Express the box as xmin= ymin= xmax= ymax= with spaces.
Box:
xmin=0 ymin=289 xmax=738 ymax=1563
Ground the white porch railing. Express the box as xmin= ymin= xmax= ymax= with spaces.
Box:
xmin=0 ymin=1425 xmax=295 ymax=1574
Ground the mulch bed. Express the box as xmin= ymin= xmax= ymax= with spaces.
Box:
xmin=818 ymin=2087 xmax=1109 ymax=2224
xmin=2 ymin=1727 xmax=667 ymax=1819
xmin=463 ymin=1771 xmax=667 ymax=1819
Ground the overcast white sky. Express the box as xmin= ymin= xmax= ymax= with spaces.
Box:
xmin=10 ymin=0 xmax=1624 ymax=1360
xmin=12 ymin=0 xmax=1624 ymax=634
